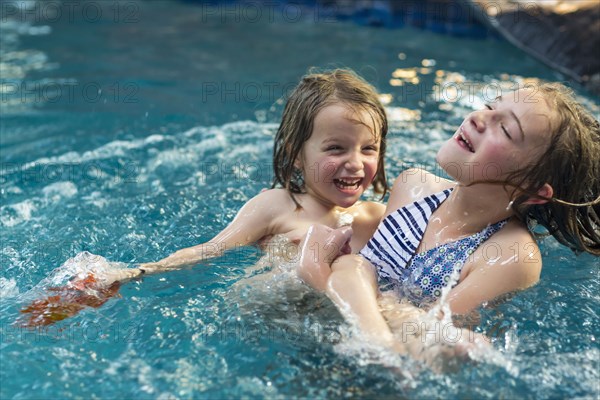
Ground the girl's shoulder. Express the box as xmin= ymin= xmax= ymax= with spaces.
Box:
xmin=387 ymin=168 xmax=455 ymax=213
xmin=492 ymin=218 xmax=542 ymax=261
xmin=465 ymin=218 xmax=542 ymax=288
xmin=347 ymin=200 xmax=387 ymax=249
xmin=451 ymin=218 xmax=542 ymax=313
xmin=396 ymin=168 xmax=454 ymax=193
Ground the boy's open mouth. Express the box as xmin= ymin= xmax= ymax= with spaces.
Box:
xmin=334 ymin=178 xmax=362 ymax=190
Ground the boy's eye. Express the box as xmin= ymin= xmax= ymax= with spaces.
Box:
xmin=363 ymin=145 xmax=378 ymax=152
xmin=325 ymin=145 xmax=342 ymax=151
xmin=484 ymin=104 xmax=493 ymax=110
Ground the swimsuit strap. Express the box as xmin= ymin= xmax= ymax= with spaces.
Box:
xmin=360 ymin=188 xmax=453 ymax=281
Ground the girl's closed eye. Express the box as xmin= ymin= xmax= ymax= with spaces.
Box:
xmin=485 ymin=104 xmax=513 ymax=140
xmin=501 ymin=123 xmax=512 ymax=140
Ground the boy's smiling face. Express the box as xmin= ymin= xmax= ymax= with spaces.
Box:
xmin=298 ymin=103 xmax=381 ymax=208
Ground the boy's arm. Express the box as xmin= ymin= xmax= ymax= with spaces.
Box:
xmin=138 ymin=190 xmax=287 ymax=274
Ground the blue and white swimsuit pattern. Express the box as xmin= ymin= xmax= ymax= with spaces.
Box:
xmin=359 ymin=189 xmax=507 ymax=303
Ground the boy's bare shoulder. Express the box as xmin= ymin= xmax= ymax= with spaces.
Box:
xmin=236 ymin=189 xmax=298 ymax=222
xmin=251 ymin=188 xmax=297 ymax=210
xmin=256 ymin=187 xmax=291 ymax=199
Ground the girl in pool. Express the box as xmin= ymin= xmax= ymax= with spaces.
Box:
xmin=19 ymin=69 xmax=389 ymax=326
xmin=298 ymin=82 xmax=600 ymax=351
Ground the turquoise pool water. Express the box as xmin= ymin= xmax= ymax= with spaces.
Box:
xmin=1 ymin=1 xmax=599 ymax=398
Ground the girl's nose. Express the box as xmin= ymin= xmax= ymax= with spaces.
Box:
xmin=470 ymin=112 xmax=486 ymax=133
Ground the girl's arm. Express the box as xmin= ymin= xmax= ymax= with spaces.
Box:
xmin=326 ymin=255 xmax=486 ymax=361
xmin=326 ymin=254 xmax=397 ymax=346
xmin=138 ymin=189 xmax=288 ymax=274
xmin=446 ymin=227 xmax=542 ymax=314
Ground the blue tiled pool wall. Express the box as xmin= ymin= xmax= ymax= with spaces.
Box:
xmin=182 ymin=0 xmax=492 ymax=37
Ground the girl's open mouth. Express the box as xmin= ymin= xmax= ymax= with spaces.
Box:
xmin=457 ymin=131 xmax=475 ymax=153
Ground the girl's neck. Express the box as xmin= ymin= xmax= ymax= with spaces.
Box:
xmin=436 ymin=183 xmax=514 ymax=235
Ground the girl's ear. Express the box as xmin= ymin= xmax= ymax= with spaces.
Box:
xmin=524 ymin=183 xmax=554 ymax=205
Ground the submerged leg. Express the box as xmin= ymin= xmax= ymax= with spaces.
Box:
xmin=297 ymin=224 xmax=352 ymax=292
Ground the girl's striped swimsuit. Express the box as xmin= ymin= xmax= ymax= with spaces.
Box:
xmin=359 ymin=189 xmax=507 ymax=302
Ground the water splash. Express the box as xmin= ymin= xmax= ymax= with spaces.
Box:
xmin=0 ymin=277 xmax=20 ymax=298
xmin=15 ymin=252 xmax=137 ymax=327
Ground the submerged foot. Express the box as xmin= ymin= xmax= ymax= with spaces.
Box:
xmin=297 ymin=224 xmax=353 ymax=291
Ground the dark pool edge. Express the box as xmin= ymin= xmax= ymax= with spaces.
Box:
xmin=462 ymin=0 xmax=600 ymax=96
xmin=181 ymin=0 xmax=600 ymax=96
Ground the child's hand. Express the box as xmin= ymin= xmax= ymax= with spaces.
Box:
xmin=136 ymin=261 xmax=182 ymax=275
xmin=297 ymin=224 xmax=353 ymax=291
xmin=18 ymin=267 xmax=137 ymax=327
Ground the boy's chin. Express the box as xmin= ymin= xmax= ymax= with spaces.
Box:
xmin=336 ymin=193 xmax=361 ymax=208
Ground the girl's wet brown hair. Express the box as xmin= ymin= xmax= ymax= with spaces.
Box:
xmin=272 ymin=68 xmax=389 ymax=207
xmin=503 ymin=83 xmax=600 ymax=256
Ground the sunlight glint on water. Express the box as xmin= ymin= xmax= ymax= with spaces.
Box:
xmin=1 ymin=1 xmax=598 ymax=398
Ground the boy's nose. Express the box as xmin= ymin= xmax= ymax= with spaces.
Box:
xmin=344 ymin=153 xmax=363 ymax=171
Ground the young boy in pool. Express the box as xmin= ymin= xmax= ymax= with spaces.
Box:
xmin=19 ymin=69 xmax=390 ymax=326
xmin=298 ymin=82 xmax=600 ymax=351
xmin=135 ymin=68 xmax=388 ymax=274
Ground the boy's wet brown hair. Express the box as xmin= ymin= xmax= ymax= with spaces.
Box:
xmin=272 ymin=68 xmax=389 ymax=206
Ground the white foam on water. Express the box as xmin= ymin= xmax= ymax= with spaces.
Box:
xmin=0 ymin=277 xmax=20 ymax=298
xmin=0 ymin=181 xmax=78 ymax=227
xmin=147 ymin=148 xmax=201 ymax=171
xmin=82 ymin=191 xmax=109 ymax=208
xmin=29 ymin=251 xmax=127 ymax=292
xmin=224 ymin=144 xmax=267 ymax=160
xmin=1 ymin=134 xmax=169 ymax=177
xmin=2 ymin=185 xmax=23 ymax=195
xmin=42 ymin=181 xmax=78 ymax=200
xmin=0 ymin=199 xmax=37 ymax=227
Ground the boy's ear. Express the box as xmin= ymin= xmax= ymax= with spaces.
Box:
xmin=523 ymin=183 xmax=554 ymax=205
xmin=293 ymin=155 xmax=303 ymax=170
